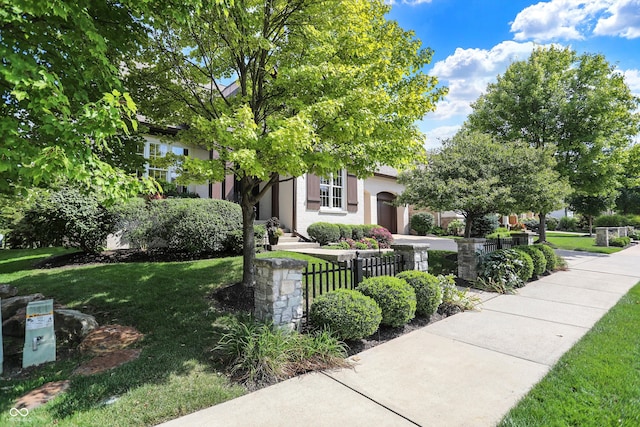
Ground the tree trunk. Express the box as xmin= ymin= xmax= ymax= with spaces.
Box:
xmin=464 ymin=215 xmax=473 ymax=238
xmin=241 ymin=197 xmax=256 ymax=288
xmin=588 ymin=215 xmax=593 ymax=237
xmin=538 ymin=212 xmax=547 ymax=243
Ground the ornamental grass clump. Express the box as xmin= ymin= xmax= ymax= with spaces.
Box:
xmin=309 ymin=289 xmax=382 ymax=340
xmin=396 ymin=270 xmax=443 ymax=317
xmin=214 ymin=316 xmax=349 ymax=388
xmin=356 ymin=276 xmax=416 ymax=327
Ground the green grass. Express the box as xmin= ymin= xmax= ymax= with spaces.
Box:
xmin=545 ymin=231 xmax=622 ymax=254
xmin=499 ymin=282 xmax=640 ymax=427
xmin=0 ymin=248 xmax=326 ymax=426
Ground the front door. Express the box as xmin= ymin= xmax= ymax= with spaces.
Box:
xmin=376 ymin=192 xmax=397 ymax=233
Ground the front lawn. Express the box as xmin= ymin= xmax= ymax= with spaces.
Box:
xmin=499 ymin=281 xmax=640 ymax=426
xmin=0 ymin=248 xmax=324 ymax=426
xmin=544 ymin=231 xmax=622 ymax=254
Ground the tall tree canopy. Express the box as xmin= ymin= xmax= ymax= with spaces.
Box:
xmin=398 ymin=130 xmax=566 ymax=238
xmin=0 ymin=0 xmax=157 ymax=200
xmin=128 ymin=0 xmax=446 ymax=286
xmin=467 ymin=46 xmax=639 ymax=238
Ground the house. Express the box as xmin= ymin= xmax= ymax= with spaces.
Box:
xmin=138 ymin=133 xmax=412 ymax=237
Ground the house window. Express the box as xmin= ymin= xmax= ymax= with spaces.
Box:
xmin=320 ymin=170 xmax=345 ymax=210
xmin=144 ymin=141 xmax=189 ymax=188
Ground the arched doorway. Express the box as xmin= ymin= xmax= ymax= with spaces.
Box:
xmin=377 ymin=192 xmax=397 ymax=233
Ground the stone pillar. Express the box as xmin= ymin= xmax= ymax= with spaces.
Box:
xmin=391 ymin=244 xmax=430 ymax=272
xmin=511 ymin=232 xmax=534 ymax=246
xmin=595 ymin=227 xmax=608 ymax=246
xmin=456 ymin=238 xmax=486 ymax=282
xmin=254 ymin=258 xmax=307 ymax=331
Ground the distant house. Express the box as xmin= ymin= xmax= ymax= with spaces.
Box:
xmin=138 ymin=133 xmax=411 ymax=237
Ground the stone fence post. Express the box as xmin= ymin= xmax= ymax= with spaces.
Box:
xmin=254 ymin=258 xmax=307 ymax=331
xmin=391 ymin=244 xmax=430 ymax=272
xmin=510 ymin=232 xmax=534 ymax=246
xmin=456 ymin=238 xmax=486 ymax=282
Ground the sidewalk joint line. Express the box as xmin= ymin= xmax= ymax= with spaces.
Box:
xmin=321 ymin=372 xmax=423 ymax=426
xmin=482 ymin=307 xmax=594 ymax=329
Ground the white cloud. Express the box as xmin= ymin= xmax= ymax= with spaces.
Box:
xmin=511 ymin=0 xmax=614 ymax=42
xmin=623 ymin=69 xmax=640 ymax=93
xmin=594 ymin=0 xmax=640 ymax=39
xmin=429 ymin=41 xmax=540 ymax=120
xmin=424 ymin=125 xmax=460 ymax=150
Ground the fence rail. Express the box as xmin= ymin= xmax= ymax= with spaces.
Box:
xmin=482 ymin=235 xmax=532 ymax=254
xmin=302 ymin=252 xmax=405 ymax=319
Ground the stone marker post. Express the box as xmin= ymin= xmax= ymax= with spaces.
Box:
xmin=254 ymin=258 xmax=307 ymax=331
xmin=456 ymin=238 xmax=486 ymax=282
xmin=391 ymin=244 xmax=430 ymax=272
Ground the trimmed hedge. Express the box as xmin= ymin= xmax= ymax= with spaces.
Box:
xmin=513 ymin=249 xmax=534 ymax=282
xmin=515 ymin=245 xmax=547 ymax=277
xmin=307 ymin=222 xmax=340 ymax=246
xmin=395 ymin=271 xmax=443 ymax=317
xmin=533 ymin=244 xmax=558 ymax=272
xmin=357 ymin=276 xmax=416 ymax=327
xmin=309 ymin=289 xmax=382 ymax=340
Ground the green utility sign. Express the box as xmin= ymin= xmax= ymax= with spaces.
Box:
xmin=22 ymin=299 xmax=56 ymax=368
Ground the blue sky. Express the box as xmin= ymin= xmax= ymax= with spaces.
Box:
xmin=386 ymin=0 xmax=640 ymax=149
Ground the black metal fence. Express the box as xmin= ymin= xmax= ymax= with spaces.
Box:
xmin=302 ymin=252 xmax=405 ymax=319
xmin=482 ymin=236 xmax=530 ymax=254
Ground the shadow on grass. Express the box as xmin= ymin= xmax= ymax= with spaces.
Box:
xmin=0 ymin=257 xmax=245 ymax=420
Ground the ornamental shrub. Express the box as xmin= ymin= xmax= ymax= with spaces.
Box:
xmin=369 ymin=227 xmax=393 ymax=248
xmin=8 ymin=188 xmax=115 ymax=253
xmin=351 ymin=225 xmax=365 ymax=240
xmin=362 ymin=237 xmax=379 ymax=249
xmin=307 ymin=222 xmax=340 ymax=246
xmin=446 ymin=219 xmax=464 ymax=236
xmin=594 ymin=214 xmax=626 ymax=227
xmin=470 ymin=214 xmax=499 ymax=238
xmin=309 ymin=289 xmax=382 ymax=340
xmin=532 ymin=244 xmax=558 ymax=272
xmin=558 ymin=216 xmax=578 ymax=231
xmin=356 ymin=276 xmax=416 ymax=327
xmin=478 ymin=249 xmax=528 ymax=292
xmin=337 ymin=224 xmax=353 ymax=240
xmin=226 ymin=224 xmax=267 ymax=254
xmin=362 ymin=224 xmax=380 ymax=237
xmin=410 ymin=212 xmax=434 ymax=236
xmin=546 ymin=217 xmax=559 ymax=231
xmin=609 ymin=236 xmax=631 ymax=247
xmin=515 ymin=245 xmax=547 ymax=277
xmin=513 ymin=249 xmax=534 ymax=282
xmin=628 ymin=229 xmax=640 ymax=240
xmin=395 ymin=271 xmax=443 ymax=317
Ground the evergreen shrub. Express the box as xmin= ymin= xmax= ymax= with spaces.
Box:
xmin=309 ymin=289 xmax=382 ymax=340
xmin=395 ymin=271 xmax=443 ymax=317
xmin=307 ymin=222 xmax=340 ymax=246
xmin=357 ymin=276 xmax=416 ymax=327
xmin=410 ymin=212 xmax=435 ymax=236
xmin=515 ymin=245 xmax=547 ymax=276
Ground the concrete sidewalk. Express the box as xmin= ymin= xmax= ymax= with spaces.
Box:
xmin=158 ymin=245 xmax=640 ymax=427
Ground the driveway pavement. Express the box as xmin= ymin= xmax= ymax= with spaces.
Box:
xmin=157 ymin=245 xmax=640 ymax=427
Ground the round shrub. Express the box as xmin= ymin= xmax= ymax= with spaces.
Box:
xmin=395 ymin=271 xmax=443 ymax=317
xmin=307 ymin=222 xmax=340 ymax=246
xmin=594 ymin=214 xmax=626 ymax=227
xmin=156 ymin=199 xmax=243 ymax=253
xmin=309 ymin=289 xmax=382 ymax=340
xmin=356 ymin=276 xmax=416 ymax=327
xmin=533 ymin=244 xmax=557 ymax=271
xmin=446 ymin=219 xmax=464 ymax=236
xmin=8 ymin=188 xmax=115 ymax=253
xmin=609 ymin=236 xmax=631 ymax=247
xmin=513 ymin=249 xmax=534 ymax=282
xmin=410 ymin=212 xmax=435 ymax=236
xmin=351 ymin=225 xmax=365 ymax=240
xmin=558 ymin=216 xmax=578 ymax=231
xmin=337 ymin=224 xmax=353 ymax=240
xmin=362 ymin=224 xmax=380 ymax=237
xmin=515 ymin=246 xmax=547 ymax=277
xmin=546 ymin=217 xmax=559 ymax=231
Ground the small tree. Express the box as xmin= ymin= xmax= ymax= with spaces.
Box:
xmin=399 ymin=130 xmax=556 ymax=238
xmin=568 ymin=193 xmax=616 ymax=236
xmin=129 ymin=0 xmax=446 ymax=286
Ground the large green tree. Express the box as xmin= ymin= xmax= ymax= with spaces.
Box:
xmin=128 ymin=0 xmax=446 ymax=286
xmin=0 ymin=0 xmax=158 ymax=201
xmin=398 ymin=130 xmax=564 ymax=238
xmin=467 ymin=46 xmax=639 ymax=239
